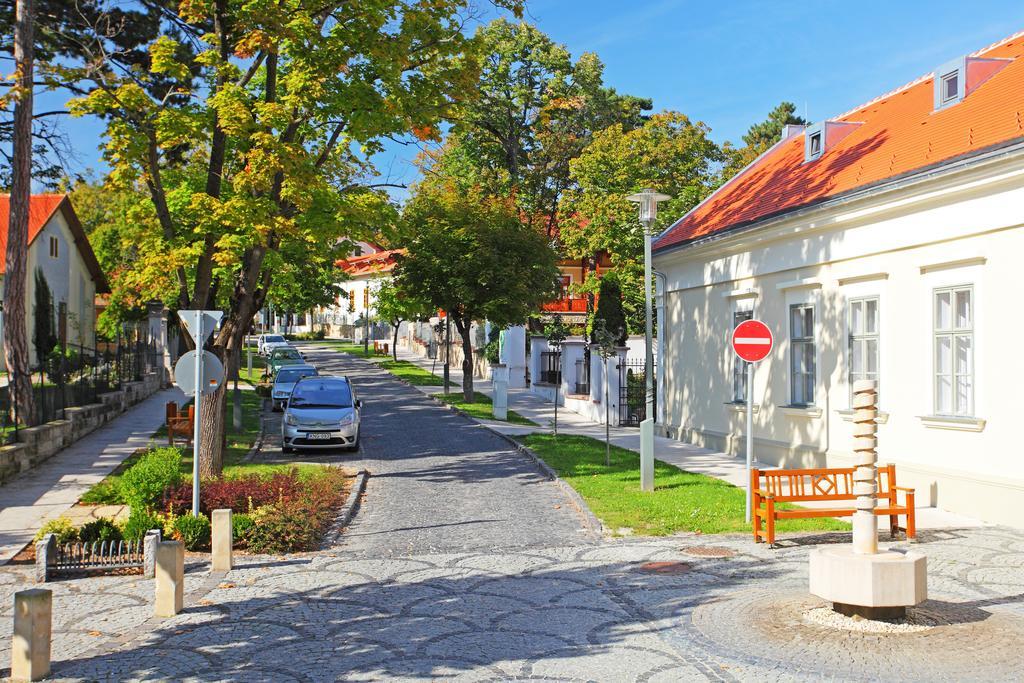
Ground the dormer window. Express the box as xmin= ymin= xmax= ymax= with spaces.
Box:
xmin=933 ymin=55 xmax=1009 ymax=111
xmin=803 ymin=120 xmax=861 ymax=163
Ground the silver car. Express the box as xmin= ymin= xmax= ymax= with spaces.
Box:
xmin=281 ymin=376 xmax=361 ymax=453
xmin=271 ymin=364 xmax=318 ymax=411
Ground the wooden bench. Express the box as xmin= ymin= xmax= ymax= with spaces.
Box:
xmin=166 ymin=402 xmax=195 ymax=446
xmin=752 ymin=464 xmax=916 ymax=546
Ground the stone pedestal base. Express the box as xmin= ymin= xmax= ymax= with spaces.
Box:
xmin=809 ymin=546 xmax=926 ymax=619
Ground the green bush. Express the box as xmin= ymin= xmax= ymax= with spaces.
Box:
xmin=247 ymin=503 xmax=321 ymax=554
xmin=78 ymin=478 xmax=122 ymax=505
xmin=120 ymin=447 xmax=182 ymax=510
xmin=232 ymin=513 xmax=255 ymax=547
xmin=34 ymin=516 xmax=79 ymax=544
xmin=121 ymin=508 xmax=163 ymax=541
xmin=173 ymin=513 xmax=211 ymax=551
xmin=79 ymin=518 xmax=123 ymax=543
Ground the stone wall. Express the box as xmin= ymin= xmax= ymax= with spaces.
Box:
xmin=0 ymin=372 xmax=164 ymax=486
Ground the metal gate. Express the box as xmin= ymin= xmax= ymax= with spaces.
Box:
xmin=619 ymin=359 xmax=654 ymax=427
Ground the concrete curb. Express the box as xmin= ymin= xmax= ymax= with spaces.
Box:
xmin=323 ymin=469 xmax=369 ymax=547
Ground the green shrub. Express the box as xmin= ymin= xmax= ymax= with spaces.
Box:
xmin=172 ymin=513 xmax=211 ymax=551
xmin=121 ymin=508 xmax=163 ymax=541
xmin=79 ymin=518 xmax=123 ymax=543
xmin=78 ymin=479 xmax=122 ymax=505
xmin=247 ymin=503 xmax=321 ymax=554
xmin=120 ymin=447 xmax=182 ymax=510
xmin=34 ymin=516 xmax=79 ymax=544
xmin=232 ymin=513 xmax=255 ymax=547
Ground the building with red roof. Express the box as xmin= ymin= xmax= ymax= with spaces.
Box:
xmin=0 ymin=194 xmax=110 ymax=366
xmin=652 ymin=31 xmax=1024 ymax=527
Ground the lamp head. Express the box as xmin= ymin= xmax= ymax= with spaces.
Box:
xmin=626 ymin=188 xmax=672 ymax=225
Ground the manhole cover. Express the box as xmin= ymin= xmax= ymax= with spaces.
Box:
xmin=638 ymin=561 xmax=693 ymax=574
xmin=682 ymin=545 xmax=736 ymax=558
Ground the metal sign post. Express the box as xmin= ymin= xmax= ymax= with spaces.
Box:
xmin=175 ymin=310 xmax=224 ymax=517
xmin=731 ymin=319 xmax=774 ymax=524
xmin=192 ymin=314 xmax=202 ymax=516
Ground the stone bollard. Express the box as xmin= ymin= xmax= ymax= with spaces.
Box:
xmin=11 ymin=588 xmax=51 ymax=682
xmin=34 ymin=534 xmax=55 ymax=584
xmin=155 ymin=541 xmax=184 ymax=617
xmin=851 ymin=380 xmax=879 ymax=555
xmin=211 ymin=509 xmax=233 ymax=572
xmin=143 ymin=529 xmax=162 ymax=579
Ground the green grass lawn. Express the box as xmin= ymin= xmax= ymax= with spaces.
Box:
xmin=432 ymin=391 xmax=534 ymax=425
xmin=79 ymin=388 xmax=309 ymax=505
xmin=239 ymin=348 xmax=269 ymax=385
xmin=378 ymin=360 xmax=445 ymax=386
xmin=318 ymin=340 xmax=390 ymax=357
xmin=517 ymin=433 xmax=851 ymax=537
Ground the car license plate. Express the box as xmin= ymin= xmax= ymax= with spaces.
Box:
xmin=306 ymin=432 xmax=331 ymax=440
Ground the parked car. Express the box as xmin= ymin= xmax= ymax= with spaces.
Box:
xmin=258 ymin=334 xmax=288 ymax=356
xmin=268 ymin=346 xmax=305 ymax=375
xmin=271 ymin=364 xmax=318 ymax=411
xmin=281 ymin=376 xmax=361 ymax=453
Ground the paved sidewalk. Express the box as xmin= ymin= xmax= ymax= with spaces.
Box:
xmin=0 ymin=386 xmax=185 ymax=564
xmin=392 ymin=344 xmax=984 ymax=531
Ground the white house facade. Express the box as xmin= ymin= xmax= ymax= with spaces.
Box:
xmin=0 ymin=194 xmax=109 ymax=367
xmin=652 ymin=32 xmax=1024 ymax=527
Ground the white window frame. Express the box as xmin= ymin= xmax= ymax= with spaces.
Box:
xmin=940 ymin=71 xmax=959 ymax=104
xmin=789 ymin=302 xmax=815 ymax=406
xmin=933 ymin=284 xmax=974 ymax=417
xmin=848 ymin=296 xmax=880 ymax=402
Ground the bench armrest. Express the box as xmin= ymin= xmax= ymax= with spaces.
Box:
xmin=753 ymin=489 xmax=774 ymax=500
xmin=893 ymin=486 xmax=915 ymax=506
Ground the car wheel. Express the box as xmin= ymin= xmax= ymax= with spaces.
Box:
xmin=282 ymin=444 xmax=293 ymax=454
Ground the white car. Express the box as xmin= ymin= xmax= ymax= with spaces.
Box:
xmin=258 ymin=334 xmax=288 ymax=356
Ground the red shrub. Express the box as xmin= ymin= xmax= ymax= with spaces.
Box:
xmin=163 ymin=469 xmax=306 ymax=516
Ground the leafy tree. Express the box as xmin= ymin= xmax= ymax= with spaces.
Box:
xmin=396 ymin=179 xmax=560 ymax=401
xmin=720 ymin=101 xmax=808 ymax=181
xmin=591 ymin=275 xmax=628 ymax=346
xmin=374 ymin=278 xmax=432 ymax=361
xmin=31 ymin=268 xmax=56 ymax=367
xmin=64 ymin=0 xmax=524 ymax=475
xmin=561 ymin=112 xmax=721 ymax=333
xmin=452 ymin=19 xmax=650 ymax=235
xmin=590 ymin=318 xmax=620 ymax=466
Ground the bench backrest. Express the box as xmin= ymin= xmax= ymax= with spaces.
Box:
xmin=753 ymin=464 xmax=896 ymax=503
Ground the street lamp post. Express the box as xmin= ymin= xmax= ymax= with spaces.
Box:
xmin=626 ymin=188 xmax=671 ymax=493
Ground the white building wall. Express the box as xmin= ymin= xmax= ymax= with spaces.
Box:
xmin=654 ymin=154 xmax=1024 ymax=527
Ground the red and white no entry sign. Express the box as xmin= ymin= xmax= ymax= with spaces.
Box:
xmin=732 ymin=319 xmax=773 ymax=363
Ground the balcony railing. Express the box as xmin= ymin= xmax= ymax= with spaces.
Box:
xmin=540 ymin=297 xmax=588 ymax=313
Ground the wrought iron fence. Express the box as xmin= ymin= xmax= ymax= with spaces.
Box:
xmin=0 ymin=324 xmax=161 ymax=444
xmin=618 ymin=359 xmax=655 ymax=427
xmin=539 ymin=351 xmax=562 ymax=385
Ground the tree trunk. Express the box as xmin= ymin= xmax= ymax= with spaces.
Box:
xmin=455 ymin=318 xmax=474 ymax=402
xmin=392 ymin=321 xmax=400 ymax=362
xmin=198 ymin=381 xmax=226 ymax=477
xmin=4 ymin=0 xmax=36 ymax=427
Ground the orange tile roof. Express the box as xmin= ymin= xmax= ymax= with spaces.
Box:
xmin=337 ymin=248 xmax=406 ymax=278
xmin=0 ymin=193 xmax=64 ymax=271
xmin=0 ymin=193 xmax=110 ymax=292
xmin=655 ymin=31 xmax=1024 ymax=253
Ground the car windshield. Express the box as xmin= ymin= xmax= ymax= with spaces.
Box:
xmin=265 ymin=335 xmax=285 ymax=343
xmin=273 ymin=348 xmax=301 ymax=360
xmin=289 ymin=380 xmax=353 ymax=409
xmin=275 ymin=368 xmax=316 ymax=384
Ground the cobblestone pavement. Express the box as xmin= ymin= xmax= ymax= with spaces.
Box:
xmin=3 ymin=348 xmax=1024 ymax=681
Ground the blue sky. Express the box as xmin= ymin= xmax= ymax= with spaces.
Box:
xmin=45 ymin=0 xmax=1024 ymax=196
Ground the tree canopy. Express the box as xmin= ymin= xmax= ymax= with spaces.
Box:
xmin=720 ymin=101 xmax=808 ymax=181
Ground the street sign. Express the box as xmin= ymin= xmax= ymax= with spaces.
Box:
xmin=179 ymin=310 xmax=223 ymax=345
xmin=732 ymin=319 xmax=773 ymax=363
xmin=731 ymin=318 xmax=773 ymax=526
xmin=174 ymin=351 xmax=225 ymax=396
